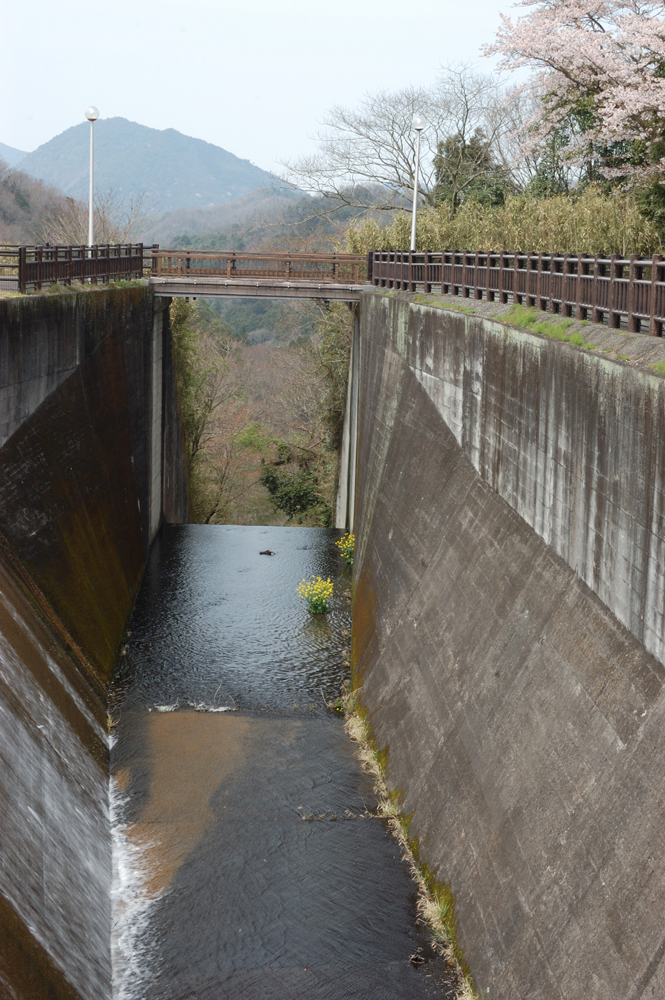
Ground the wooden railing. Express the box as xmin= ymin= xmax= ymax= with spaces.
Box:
xmin=150 ymin=248 xmax=365 ymax=284
xmin=369 ymin=250 xmax=665 ymax=336
xmin=7 ymin=245 xmax=662 ymax=335
xmin=0 ymin=244 xmax=146 ymax=293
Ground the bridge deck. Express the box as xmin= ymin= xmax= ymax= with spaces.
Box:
xmin=150 ymin=275 xmax=365 ymax=300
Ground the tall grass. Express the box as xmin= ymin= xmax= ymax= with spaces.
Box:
xmin=344 ymin=187 xmax=661 ymax=257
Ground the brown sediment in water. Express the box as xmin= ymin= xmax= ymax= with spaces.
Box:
xmin=125 ymin=713 xmax=251 ymax=900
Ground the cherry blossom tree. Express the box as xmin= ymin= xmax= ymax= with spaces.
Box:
xmin=485 ymin=2 xmax=665 ymax=185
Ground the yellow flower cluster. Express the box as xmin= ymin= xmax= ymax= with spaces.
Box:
xmin=335 ymin=532 xmax=355 ymax=565
xmin=297 ymin=575 xmax=333 ymax=614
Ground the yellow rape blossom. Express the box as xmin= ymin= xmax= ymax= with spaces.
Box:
xmin=335 ymin=533 xmax=355 ymax=565
xmin=297 ymin=575 xmax=333 ymax=614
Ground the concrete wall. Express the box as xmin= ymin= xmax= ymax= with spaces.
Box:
xmin=0 ymin=286 xmax=188 ymax=1000
xmin=353 ymin=290 xmax=665 ymax=1000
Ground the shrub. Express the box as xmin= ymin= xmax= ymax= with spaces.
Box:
xmin=345 ymin=187 xmax=661 ymax=257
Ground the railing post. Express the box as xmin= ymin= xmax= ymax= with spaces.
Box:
xmin=18 ymin=246 xmax=26 ymax=294
xmin=513 ymin=251 xmax=520 ymax=304
xmin=547 ymin=255 xmax=556 ymax=313
xmin=536 ymin=252 xmax=544 ymax=310
xmin=592 ymin=255 xmax=601 ymax=324
xmin=424 ymin=249 xmax=431 ymax=294
xmin=650 ymin=254 xmax=663 ymax=336
xmin=627 ymin=254 xmax=638 ymax=332
xmin=561 ymin=253 xmax=571 ymax=317
xmin=525 ymin=252 xmax=532 ymax=306
xmin=575 ymin=254 xmax=584 ymax=320
xmin=609 ymin=254 xmax=620 ymax=329
xmin=367 ymin=251 xmax=374 ymax=284
xmin=499 ymin=251 xmax=506 ymax=304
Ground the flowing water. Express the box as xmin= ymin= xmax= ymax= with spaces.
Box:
xmin=110 ymin=524 xmax=454 ymax=1000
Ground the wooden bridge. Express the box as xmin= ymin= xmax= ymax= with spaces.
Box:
xmin=0 ymin=245 xmax=368 ymax=301
xmin=150 ymin=247 xmax=366 ymax=301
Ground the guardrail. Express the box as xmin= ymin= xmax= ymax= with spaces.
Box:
xmin=150 ymin=248 xmax=365 ymax=284
xmin=369 ymin=250 xmax=665 ymax=336
xmin=0 ymin=244 xmax=147 ymax=293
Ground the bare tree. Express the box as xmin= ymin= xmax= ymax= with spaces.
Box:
xmin=285 ymin=67 xmax=517 ymax=212
xmin=36 ymin=188 xmax=152 ymax=245
xmin=492 ymin=87 xmax=580 ymax=195
xmin=432 ymin=68 xmax=518 ymax=213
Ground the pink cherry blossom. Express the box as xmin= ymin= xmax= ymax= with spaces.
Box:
xmin=484 ymin=2 xmax=665 ymax=181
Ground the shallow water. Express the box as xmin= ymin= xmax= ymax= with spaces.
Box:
xmin=111 ymin=524 xmax=454 ymax=999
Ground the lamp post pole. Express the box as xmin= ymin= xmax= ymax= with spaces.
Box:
xmin=410 ymin=114 xmax=425 ymax=253
xmin=85 ymin=107 xmax=99 ymax=246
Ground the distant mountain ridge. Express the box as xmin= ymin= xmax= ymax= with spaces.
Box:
xmin=140 ymin=187 xmax=303 ymax=245
xmin=14 ymin=118 xmax=282 ymax=212
xmin=0 ymin=142 xmax=28 ymax=167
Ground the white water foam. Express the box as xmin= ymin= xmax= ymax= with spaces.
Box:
xmin=110 ymin=777 xmax=163 ymax=1000
xmin=151 ymin=702 xmax=235 ymax=713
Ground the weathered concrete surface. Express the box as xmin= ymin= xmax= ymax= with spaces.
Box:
xmin=0 ymin=288 xmax=188 ymax=685
xmin=0 ymin=287 xmax=188 ymax=1000
xmin=353 ymin=289 xmax=665 ymax=1000
xmin=0 ymin=546 xmax=110 ymax=1000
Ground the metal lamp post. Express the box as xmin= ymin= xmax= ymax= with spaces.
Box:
xmin=85 ymin=106 xmax=99 ymax=246
xmin=410 ymin=114 xmax=425 ymax=253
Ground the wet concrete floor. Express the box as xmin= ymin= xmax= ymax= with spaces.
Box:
xmin=110 ymin=525 xmax=454 ymax=999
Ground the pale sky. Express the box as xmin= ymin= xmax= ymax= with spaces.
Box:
xmin=1 ymin=0 xmax=518 ymax=173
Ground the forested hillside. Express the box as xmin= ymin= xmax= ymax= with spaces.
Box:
xmin=0 ymin=160 xmax=70 ymax=243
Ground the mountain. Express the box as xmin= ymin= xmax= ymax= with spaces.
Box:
xmin=0 ymin=142 xmax=29 ymax=167
xmin=15 ymin=118 xmax=282 ymax=212
xmin=140 ymin=187 xmax=302 ymax=245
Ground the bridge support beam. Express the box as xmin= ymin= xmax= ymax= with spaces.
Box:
xmin=150 ymin=277 xmax=363 ymax=302
xmin=336 ymin=305 xmax=360 ymax=530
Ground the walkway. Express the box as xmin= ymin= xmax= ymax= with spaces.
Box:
xmin=110 ymin=525 xmax=455 ymax=1000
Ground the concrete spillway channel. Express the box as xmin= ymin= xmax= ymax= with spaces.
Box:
xmin=110 ymin=524 xmax=454 ymax=999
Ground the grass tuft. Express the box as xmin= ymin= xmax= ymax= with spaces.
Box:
xmin=504 ymin=304 xmax=595 ymax=349
xmin=649 ymin=361 xmax=665 ymax=375
xmin=413 ymin=293 xmax=476 ymax=314
xmin=342 ymin=683 xmax=477 ymax=999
